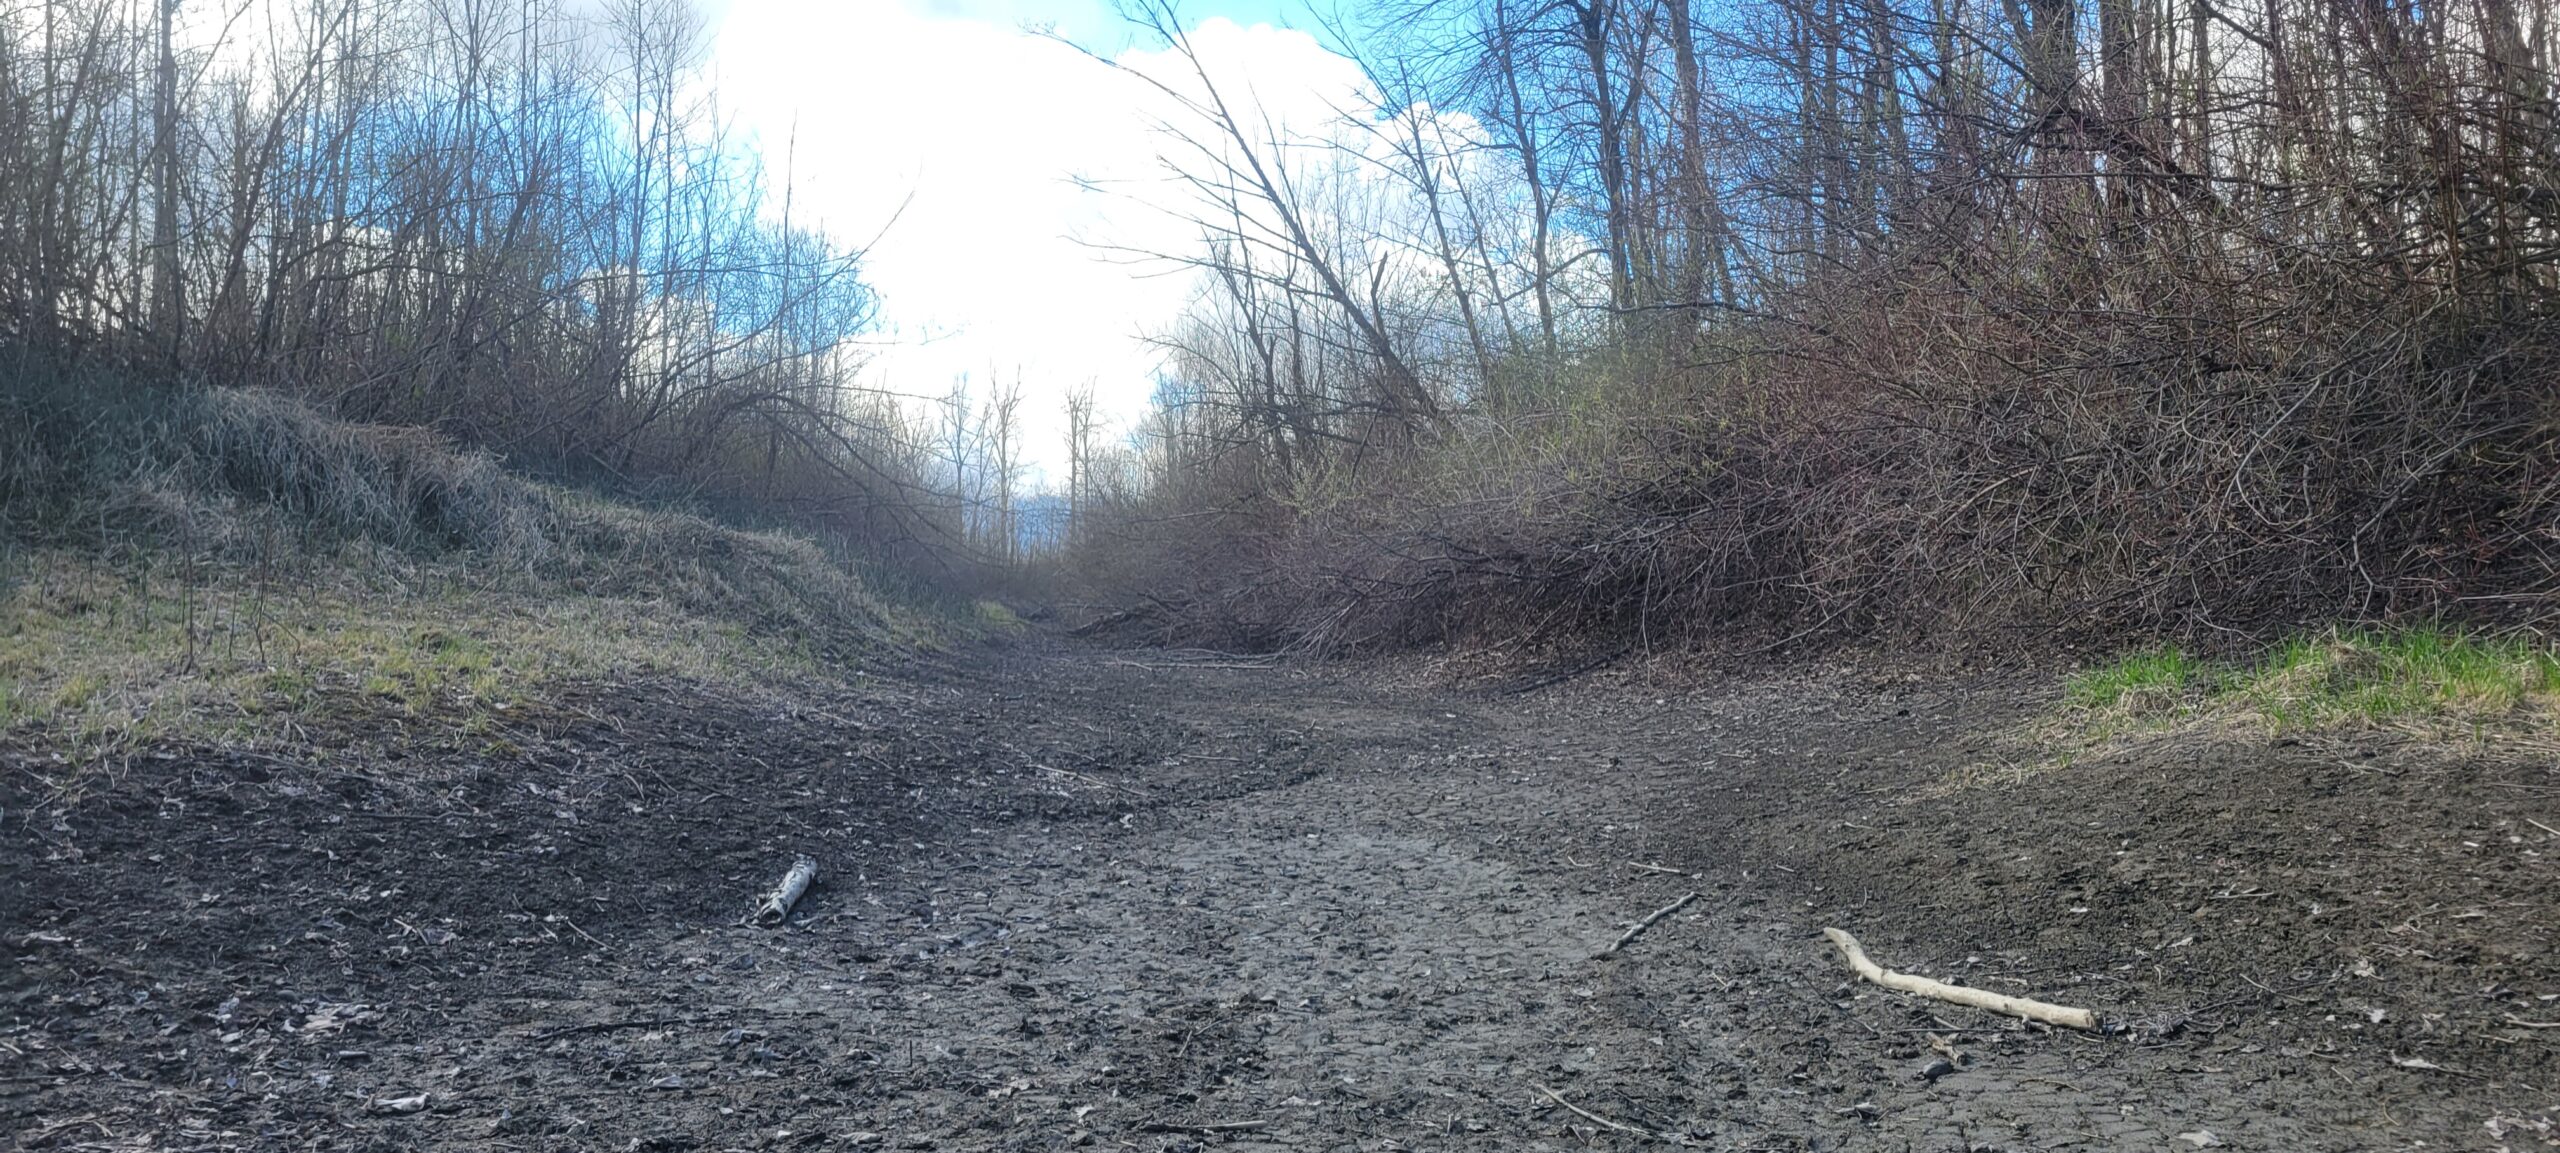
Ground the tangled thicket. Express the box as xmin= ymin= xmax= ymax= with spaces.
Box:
xmin=1067 ymin=0 xmax=2560 ymax=652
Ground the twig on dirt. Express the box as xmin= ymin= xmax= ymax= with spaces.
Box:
xmin=1034 ymin=764 xmax=1151 ymax=797
xmin=750 ymin=856 xmax=819 ymax=926
xmin=1628 ymin=861 xmax=1684 ymax=875
xmin=551 ymin=914 xmax=607 ymax=950
xmin=2503 ymin=1015 xmax=2560 ymax=1029
xmin=531 ymin=1017 xmax=703 ymax=1042
xmin=1598 ymin=892 xmax=1698 ymax=958
xmin=1139 ymin=1119 xmax=1271 ymax=1134
xmin=2523 ymin=817 xmax=2560 ymax=839
xmin=1823 ymin=928 xmax=2102 ymax=1031
xmin=2241 ymin=974 xmax=2323 ymax=1005
xmin=1106 ymin=658 xmax=1279 ymax=671
xmin=2389 ymin=1054 xmax=2479 ymax=1078
xmin=1534 ymin=1085 xmax=1666 ymax=1141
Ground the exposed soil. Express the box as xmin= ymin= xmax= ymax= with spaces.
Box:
xmin=6 ymin=647 xmax=2557 ymax=1151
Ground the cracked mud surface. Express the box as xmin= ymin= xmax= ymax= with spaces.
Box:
xmin=6 ymin=651 xmax=2557 ymax=1150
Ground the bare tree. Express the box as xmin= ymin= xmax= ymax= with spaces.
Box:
xmin=1075 ymin=0 xmax=2560 ymax=650
xmin=0 ymin=0 xmax=960 ymax=565
xmin=1065 ymin=380 xmax=1097 ymax=542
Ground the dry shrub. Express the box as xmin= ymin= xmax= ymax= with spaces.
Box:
xmin=1061 ymin=0 xmax=2560 ymax=657
xmin=1070 ymin=287 xmax=2560 ymax=654
xmin=2 ymin=366 xmax=890 ymax=646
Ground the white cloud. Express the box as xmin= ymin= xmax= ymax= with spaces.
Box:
xmin=707 ymin=1 xmax=1371 ymax=478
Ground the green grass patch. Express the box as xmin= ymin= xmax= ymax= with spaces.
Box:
xmin=1944 ymin=626 xmax=2560 ymax=800
xmin=2065 ymin=646 xmax=2209 ymax=714
xmin=2237 ymin=627 xmax=2559 ymax=728
xmin=2065 ymin=626 xmax=2560 ymax=736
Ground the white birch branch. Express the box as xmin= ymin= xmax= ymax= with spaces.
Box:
xmin=753 ymin=856 xmax=819 ymax=925
xmin=1823 ymin=927 xmax=2101 ymax=1031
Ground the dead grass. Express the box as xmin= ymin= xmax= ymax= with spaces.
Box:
xmin=0 ymin=548 xmax=862 ymax=762
xmin=4 ymin=371 xmax=916 ymax=641
xmin=0 ymin=375 xmax=960 ymax=778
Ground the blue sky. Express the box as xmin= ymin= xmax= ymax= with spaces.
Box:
xmin=907 ymin=0 xmax=1321 ymax=42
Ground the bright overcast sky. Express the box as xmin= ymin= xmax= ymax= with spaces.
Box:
xmin=703 ymin=0 xmax=1367 ymax=477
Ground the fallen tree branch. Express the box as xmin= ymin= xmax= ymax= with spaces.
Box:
xmin=1598 ymin=891 xmax=1698 ymax=958
xmin=1822 ymin=928 xmax=2101 ymax=1031
xmin=752 ymin=857 xmax=819 ymax=925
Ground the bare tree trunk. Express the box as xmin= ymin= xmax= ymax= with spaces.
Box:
xmin=150 ymin=0 xmax=182 ymax=368
xmin=1493 ymin=3 xmax=1562 ymax=373
xmin=1574 ymin=0 xmax=1638 ymax=317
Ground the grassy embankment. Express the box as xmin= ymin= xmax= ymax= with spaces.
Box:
xmin=0 ymin=369 xmax=950 ymax=769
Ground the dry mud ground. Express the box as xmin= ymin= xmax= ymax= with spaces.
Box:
xmin=6 ymin=649 xmax=2558 ymax=1152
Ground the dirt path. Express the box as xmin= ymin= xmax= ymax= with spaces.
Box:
xmin=6 ymin=651 xmax=2556 ymax=1151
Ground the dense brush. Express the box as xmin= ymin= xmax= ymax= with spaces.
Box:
xmin=1 ymin=360 xmax=886 ymax=643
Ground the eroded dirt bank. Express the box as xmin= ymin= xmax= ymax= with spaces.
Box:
xmin=6 ymin=651 xmax=2556 ymax=1151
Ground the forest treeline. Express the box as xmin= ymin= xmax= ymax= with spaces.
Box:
xmin=0 ymin=0 xmax=1071 ymax=576
xmin=1067 ymin=0 xmax=2560 ymax=651
xmin=5 ymin=0 xmax=2554 ymax=653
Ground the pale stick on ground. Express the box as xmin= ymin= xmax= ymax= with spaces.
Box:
xmin=753 ymin=856 xmax=819 ymax=925
xmin=1823 ymin=927 xmax=2101 ymax=1031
